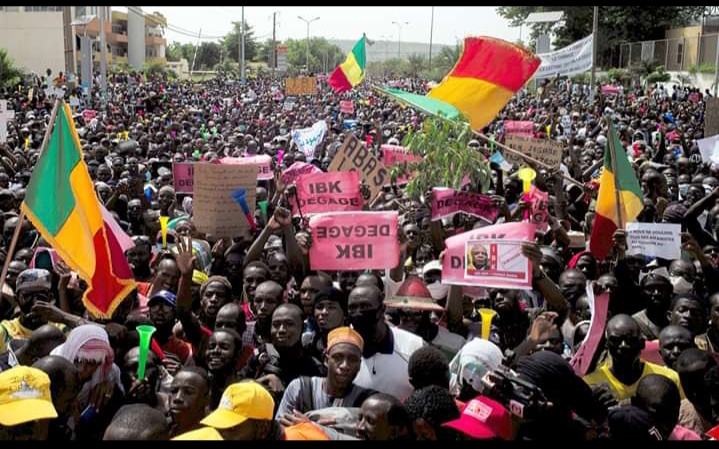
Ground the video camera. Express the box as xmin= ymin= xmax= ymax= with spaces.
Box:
xmin=480 ymin=352 xmax=553 ymax=421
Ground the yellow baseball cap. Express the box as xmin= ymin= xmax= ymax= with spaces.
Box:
xmin=200 ymin=382 xmax=274 ymax=429
xmin=0 ymin=366 xmax=58 ymax=426
xmin=172 ymin=426 xmax=224 ymax=440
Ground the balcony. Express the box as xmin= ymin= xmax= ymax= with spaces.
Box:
xmin=108 ymin=32 xmax=128 ymax=45
xmin=145 ymin=35 xmax=166 ymax=46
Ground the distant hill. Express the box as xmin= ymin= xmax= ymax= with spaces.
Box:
xmin=328 ymin=39 xmax=451 ymax=62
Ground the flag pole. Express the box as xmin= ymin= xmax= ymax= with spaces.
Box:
xmin=0 ymin=98 xmax=62 ymax=295
xmin=607 ymin=120 xmax=624 ymax=228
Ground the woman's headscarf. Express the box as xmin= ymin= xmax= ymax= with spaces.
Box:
xmin=50 ymin=324 xmax=124 ymax=406
xmin=448 ymin=338 xmax=503 ymax=397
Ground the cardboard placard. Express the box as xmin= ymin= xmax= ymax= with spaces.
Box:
xmin=192 ymin=163 xmax=258 ymax=238
xmin=173 ymin=162 xmax=194 ymax=193
xmin=464 ymin=239 xmax=531 ymax=288
xmin=295 ymin=171 xmax=363 ymax=215
xmin=285 ymin=77 xmax=317 ymax=96
xmin=504 ymin=135 xmax=563 ymax=168
xmin=504 ymin=120 xmax=534 ymax=138
xmin=220 ymin=155 xmax=273 ymax=180
xmin=328 ymin=133 xmax=388 ymax=200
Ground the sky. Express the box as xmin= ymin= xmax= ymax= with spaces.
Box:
xmin=114 ymin=6 xmax=518 ymax=45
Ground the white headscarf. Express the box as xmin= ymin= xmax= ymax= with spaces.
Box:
xmin=448 ymin=338 xmax=503 ymax=397
xmin=50 ymin=324 xmax=124 ymax=407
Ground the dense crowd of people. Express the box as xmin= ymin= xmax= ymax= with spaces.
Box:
xmin=0 ymin=64 xmax=718 ymax=440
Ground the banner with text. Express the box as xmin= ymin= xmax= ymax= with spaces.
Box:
xmin=295 ymin=171 xmax=363 ymax=215
xmin=281 ymin=161 xmax=323 ymax=185
xmin=340 ymin=100 xmax=355 ymax=115
xmin=535 ymin=34 xmax=593 ymax=80
xmin=309 ymin=212 xmax=399 ymax=270
xmin=285 ymin=77 xmax=317 ymax=96
xmin=626 ymin=222 xmax=681 ymax=260
xmin=220 ymin=154 xmax=273 ymax=180
xmin=382 ymin=144 xmax=422 ymax=185
xmin=328 ymin=133 xmax=388 ymax=200
xmin=504 ymin=135 xmax=563 ymax=168
xmin=443 ymin=222 xmax=535 ymax=288
xmin=431 ymin=188 xmax=499 ymax=222
xmin=291 ymin=120 xmax=328 ymax=159
xmin=173 ymin=162 xmax=194 ymax=193
xmin=504 ymin=120 xmax=534 ymax=138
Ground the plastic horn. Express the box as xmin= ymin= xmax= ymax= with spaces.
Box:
xmin=136 ymin=325 xmax=156 ymax=380
xmin=159 ymin=216 xmax=169 ymax=248
xmin=258 ymin=200 xmax=269 ymax=224
xmin=478 ymin=308 xmax=497 ymax=341
xmin=517 ymin=167 xmax=536 ymax=220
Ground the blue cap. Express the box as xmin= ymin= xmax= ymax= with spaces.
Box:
xmin=148 ymin=289 xmax=177 ymax=308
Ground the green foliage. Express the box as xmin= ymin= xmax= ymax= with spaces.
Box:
xmin=284 ymin=38 xmax=344 ymax=73
xmin=688 ymin=63 xmax=715 ymax=74
xmin=223 ymin=21 xmax=257 ymax=63
xmin=645 ymin=68 xmax=671 ymax=84
xmin=166 ymin=42 xmax=195 ymax=63
xmin=571 ymin=72 xmax=590 ymax=83
xmin=407 ymin=53 xmax=426 ymax=76
xmin=606 ymin=68 xmax=630 ymax=83
xmin=143 ymin=60 xmax=170 ymax=79
xmin=397 ymin=117 xmax=492 ymax=196
xmin=0 ymin=48 xmax=23 ymax=89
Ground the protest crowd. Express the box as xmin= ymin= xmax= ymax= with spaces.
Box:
xmin=2 ymin=34 xmax=719 ymax=441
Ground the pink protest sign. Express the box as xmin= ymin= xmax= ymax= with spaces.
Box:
xmin=173 ymin=162 xmax=194 ymax=193
xmin=309 ymin=212 xmax=399 ymax=270
xmin=601 ymin=85 xmax=620 ymax=95
xmin=295 ymin=171 xmax=363 ymax=215
xmin=570 ymin=292 xmax=609 ymax=377
xmin=442 ymin=222 xmax=535 ymax=288
xmin=529 ymin=186 xmax=549 ymax=232
xmin=81 ymin=109 xmax=97 ymax=122
xmin=504 ymin=120 xmax=534 ymax=138
xmin=220 ymin=155 xmax=272 ymax=180
xmin=340 ymin=100 xmax=355 ymax=114
xmin=281 ymin=161 xmax=322 ymax=185
xmin=381 ymin=144 xmax=422 ymax=185
xmin=431 ymin=188 xmax=499 ymax=222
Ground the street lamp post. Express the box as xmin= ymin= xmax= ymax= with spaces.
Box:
xmin=392 ymin=21 xmax=409 ymax=60
xmin=298 ymin=15 xmax=320 ymax=72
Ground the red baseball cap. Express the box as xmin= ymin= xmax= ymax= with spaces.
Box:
xmin=442 ymin=396 xmax=512 ymax=440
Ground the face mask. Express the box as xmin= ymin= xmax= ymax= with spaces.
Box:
xmin=669 ymin=275 xmax=693 ymax=295
xmin=349 ymin=308 xmax=379 ymax=335
xmin=678 ymin=183 xmax=689 ymax=198
xmin=427 ymin=282 xmax=449 ymax=300
xmin=704 ymin=184 xmax=715 ymax=196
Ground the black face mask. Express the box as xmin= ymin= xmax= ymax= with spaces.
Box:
xmin=349 ymin=308 xmax=380 ymax=336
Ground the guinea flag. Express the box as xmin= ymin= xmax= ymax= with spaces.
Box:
xmin=589 ymin=120 xmax=644 ymax=260
xmin=21 ymin=101 xmax=136 ymax=319
xmin=328 ymin=35 xmax=366 ymax=93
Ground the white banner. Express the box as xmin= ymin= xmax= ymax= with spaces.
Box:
xmin=291 ymin=120 xmax=328 ymax=159
xmin=698 ymin=134 xmax=719 ymax=164
xmin=535 ymin=34 xmax=593 ymax=80
xmin=626 ymin=222 xmax=681 ymax=260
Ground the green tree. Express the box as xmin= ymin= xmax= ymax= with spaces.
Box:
xmin=0 ymin=48 xmax=23 ymax=89
xmin=285 ymin=38 xmax=344 ymax=73
xmin=196 ymin=41 xmax=222 ymax=70
xmin=407 ymin=53 xmax=426 ymax=76
xmin=223 ymin=21 xmax=257 ymax=64
xmin=435 ymin=42 xmax=463 ymax=74
xmin=497 ymin=6 xmax=704 ymax=67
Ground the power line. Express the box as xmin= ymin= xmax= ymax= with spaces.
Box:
xmin=125 ymin=6 xmax=225 ymax=40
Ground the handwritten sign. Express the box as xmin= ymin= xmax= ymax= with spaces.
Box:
xmin=626 ymin=222 xmax=681 ymax=260
xmin=340 ymin=100 xmax=355 ymax=115
xmin=529 ymin=186 xmax=549 ymax=232
xmin=173 ymin=162 xmax=194 ymax=193
xmin=291 ymin=120 xmax=328 ymax=159
xmin=281 ymin=161 xmax=322 ymax=185
xmin=504 ymin=136 xmax=563 ymax=168
xmin=192 ymin=163 xmax=258 ymax=238
xmin=431 ymin=188 xmax=498 ymax=222
xmin=285 ymin=77 xmax=317 ymax=96
xmin=220 ymin=154 xmax=273 ymax=180
xmin=504 ymin=121 xmax=534 ymax=138
xmin=309 ymin=212 xmax=399 ymax=270
xmin=443 ymin=222 xmax=535 ymax=288
xmin=329 ymin=133 xmax=387 ymax=200
xmin=295 ymin=171 xmax=363 ymax=215
xmin=381 ymin=144 xmax=422 ymax=185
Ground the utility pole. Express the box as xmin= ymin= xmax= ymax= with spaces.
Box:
xmin=241 ymin=6 xmax=246 ymax=84
xmin=428 ymin=7 xmax=434 ymax=71
xmin=272 ymin=12 xmax=277 ymax=78
xmin=298 ymin=16 xmax=320 ymax=72
xmin=589 ymin=6 xmax=598 ymax=105
xmin=191 ymin=28 xmax=201 ymax=74
xmin=99 ymin=8 xmax=108 ymax=106
xmin=392 ymin=21 xmax=408 ymax=60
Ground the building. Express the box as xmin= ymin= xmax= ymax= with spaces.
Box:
xmin=0 ymin=6 xmax=166 ymax=79
xmin=110 ymin=8 xmax=167 ymax=70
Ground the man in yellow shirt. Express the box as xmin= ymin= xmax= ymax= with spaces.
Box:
xmin=0 ymin=269 xmax=68 ymax=353
xmin=583 ymin=314 xmax=684 ymax=404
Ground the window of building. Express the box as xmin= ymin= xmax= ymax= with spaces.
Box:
xmin=677 ymin=42 xmax=684 ymax=65
xmin=24 ymin=6 xmax=63 ymax=12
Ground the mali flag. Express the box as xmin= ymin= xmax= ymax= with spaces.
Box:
xmin=428 ymin=37 xmax=540 ymax=130
xmin=21 ymin=102 xmax=136 ymax=318
xmin=589 ymin=120 xmax=644 ymax=260
xmin=328 ymin=35 xmax=366 ymax=93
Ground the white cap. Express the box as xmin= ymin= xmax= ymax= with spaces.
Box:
xmin=422 ymin=260 xmax=442 ymax=275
